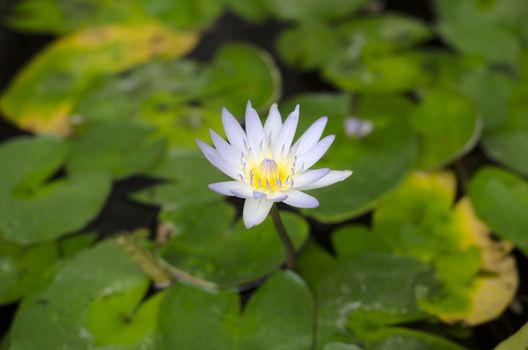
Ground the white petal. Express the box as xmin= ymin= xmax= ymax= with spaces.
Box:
xmin=272 ymin=105 xmax=299 ymax=159
xmin=293 ymin=116 xmax=327 ymax=154
xmin=209 ymin=129 xmax=240 ymax=168
xmin=295 ymin=135 xmax=335 ymax=172
xmin=293 ymin=168 xmax=330 ymax=188
xmin=245 ymin=101 xmax=267 ymax=157
xmin=243 ymin=198 xmax=273 ymax=228
xmin=267 ymin=192 xmax=288 ymax=202
xmin=299 ymin=170 xmax=353 ymax=190
xmin=222 ymin=107 xmax=246 ymax=152
xmin=264 ymin=103 xmax=282 ymax=144
xmin=208 ymin=181 xmax=243 ymax=196
xmin=230 ymin=185 xmax=254 ymax=199
xmin=196 ymin=139 xmax=239 ymax=179
xmin=283 ymin=190 xmax=319 ymax=208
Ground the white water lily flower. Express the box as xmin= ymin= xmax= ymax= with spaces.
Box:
xmin=197 ymin=102 xmax=353 ymax=228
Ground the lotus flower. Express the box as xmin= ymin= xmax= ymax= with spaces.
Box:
xmin=197 ymin=102 xmax=352 ymax=228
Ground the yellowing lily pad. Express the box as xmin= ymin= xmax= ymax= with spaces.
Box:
xmin=373 ymin=171 xmax=518 ymax=325
xmin=0 ymin=23 xmax=198 ymax=136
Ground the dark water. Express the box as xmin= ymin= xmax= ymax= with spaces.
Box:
xmin=0 ymin=1 xmax=527 ymax=349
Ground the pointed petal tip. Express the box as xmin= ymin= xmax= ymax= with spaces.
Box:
xmin=195 ymin=138 xmax=207 ymax=148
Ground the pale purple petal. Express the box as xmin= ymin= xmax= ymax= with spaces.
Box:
xmin=295 ymin=135 xmax=335 ymax=172
xmin=243 ymin=198 xmax=273 ymax=228
xmin=196 ymin=139 xmax=239 ymax=179
xmin=283 ymin=190 xmax=319 ymax=208
xmin=293 ymin=168 xmax=330 ymax=189
xmin=267 ymin=192 xmax=288 ymax=202
xmin=208 ymin=181 xmax=242 ymax=196
xmin=222 ymin=107 xmax=246 ymax=152
xmin=245 ymin=101 xmax=267 ymax=157
xmin=272 ymin=105 xmax=299 ymax=159
xmin=230 ymin=185 xmax=254 ymax=199
xmin=293 ymin=116 xmax=327 ymax=154
xmin=298 ymin=170 xmax=353 ymax=190
xmin=209 ymin=129 xmax=240 ymax=169
xmin=264 ymin=103 xmax=282 ymax=144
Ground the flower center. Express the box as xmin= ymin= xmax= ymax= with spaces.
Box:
xmin=248 ymin=158 xmax=292 ymax=192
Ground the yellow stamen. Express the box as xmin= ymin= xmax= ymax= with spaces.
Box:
xmin=249 ymin=158 xmax=291 ymax=192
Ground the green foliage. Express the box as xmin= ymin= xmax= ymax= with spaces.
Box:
xmin=159 ymin=271 xmax=314 ymax=349
xmin=2 ymin=0 xmax=528 ymax=348
xmin=9 ymin=240 xmax=154 ymax=349
xmin=159 ymin=201 xmax=308 ymax=288
xmin=482 ymin=101 xmax=528 ymax=177
xmin=67 ymin=121 xmax=166 ymax=179
xmin=469 ymin=166 xmax=528 ymax=254
xmin=0 ymin=240 xmax=59 ymax=304
xmin=409 ymin=88 xmax=479 ymax=169
xmin=0 ymin=137 xmax=111 ymax=244
xmin=282 ymin=93 xmax=417 ymax=222
xmin=494 ymin=322 xmax=528 ymax=350
xmin=74 ymin=43 xmax=281 ymax=147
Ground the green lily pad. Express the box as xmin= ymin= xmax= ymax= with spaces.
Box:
xmin=494 ymin=322 xmax=528 ymax=350
xmin=7 ymin=0 xmax=226 ymax=33
xmin=323 ymin=52 xmax=425 ymax=93
xmin=158 ymin=271 xmax=315 ymax=349
xmin=458 ymin=68 xmax=515 ymax=130
xmin=74 ymin=43 xmax=281 ymax=147
xmin=0 ymin=24 xmax=199 ymax=136
xmin=6 ymin=0 xmax=144 ymax=33
xmin=265 ymin=0 xmax=371 ymax=22
xmin=9 ymin=239 xmax=161 ymax=350
xmin=204 ymin=43 xmax=282 ymax=116
xmin=433 ymin=0 xmax=528 ymax=29
xmin=0 ymin=239 xmax=59 ymax=304
xmin=67 ymin=121 xmax=166 ymax=179
xmin=438 ymin=19 xmax=520 ymax=68
xmin=0 ymin=136 xmax=69 ymax=199
xmin=482 ymin=101 xmax=528 ymax=177
xmin=337 ymin=14 xmax=432 ymax=58
xmin=296 ymin=243 xmax=465 ymax=350
xmin=408 ymin=88 xmax=480 ymax=169
xmin=131 ymin=150 xmax=223 ymax=209
xmin=415 ymin=50 xmax=483 ymax=89
xmin=140 ymin=0 xmax=224 ymax=30
xmin=226 ymin=0 xmax=270 ymax=23
xmin=469 ymin=166 xmax=528 ymax=254
xmin=0 ymin=137 xmax=111 ymax=244
xmin=276 ymin=24 xmax=338 ymax=70
xmin=158 ymin=201 xmax=309 ymax=289
xmin=282 ymin=93 xmax=417 ymax=222
xmin=58 ymin=233 xmax=98 ymax=258
xmin=359 ymin=327 xmax=466 ymax=350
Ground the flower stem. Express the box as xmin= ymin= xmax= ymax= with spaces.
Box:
xmin=270 ymin=204 xmax=295 ymax=269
